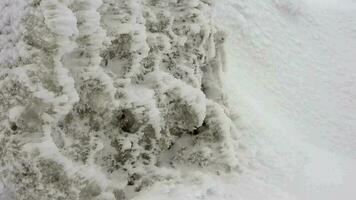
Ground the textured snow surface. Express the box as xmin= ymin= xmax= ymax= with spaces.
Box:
xmin=1 ymin=0 xmax=356 ymax=200
xmin=0 ymin=0 xmax=239 ymax=199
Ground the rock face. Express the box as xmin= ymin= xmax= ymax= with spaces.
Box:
xmin=0 ymin=0 xmax=238 ymax=199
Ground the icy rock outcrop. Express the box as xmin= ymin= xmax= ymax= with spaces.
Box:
xmin=0 ymin=0 xmax=239 ymax=199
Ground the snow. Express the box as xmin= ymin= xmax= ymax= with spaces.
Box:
xmin=216 ymin=0 xmax=356 ymax=199
xmin=219 ymin=0 xmax=356 ymax=158
xmin=1 ymin=0 xmax=356 ymax=199
xmin=0 ymin=0 xmax=26 ymax=66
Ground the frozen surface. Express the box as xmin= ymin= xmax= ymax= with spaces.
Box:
xmin=1 ymin=0 xmax=356 ymax=200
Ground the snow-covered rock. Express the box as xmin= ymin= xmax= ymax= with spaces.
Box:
xmin=0 ymin=0 xmax=239 ymax=199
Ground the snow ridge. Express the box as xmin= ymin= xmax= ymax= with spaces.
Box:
xmin=0 ymin=0 xmax=240 ymax=199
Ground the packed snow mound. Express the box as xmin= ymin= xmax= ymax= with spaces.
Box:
xmin=0 ymin=0 xmax=240 ymax=199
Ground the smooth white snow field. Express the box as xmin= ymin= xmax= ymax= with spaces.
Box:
xmin=220 ymin=0 xmax=356 ymax=199
xmin=133 ymin=0 xmax=356 ymax=199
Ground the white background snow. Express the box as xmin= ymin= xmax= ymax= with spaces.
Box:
xmin=220 ymin=0 xmax=356 ymax=199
